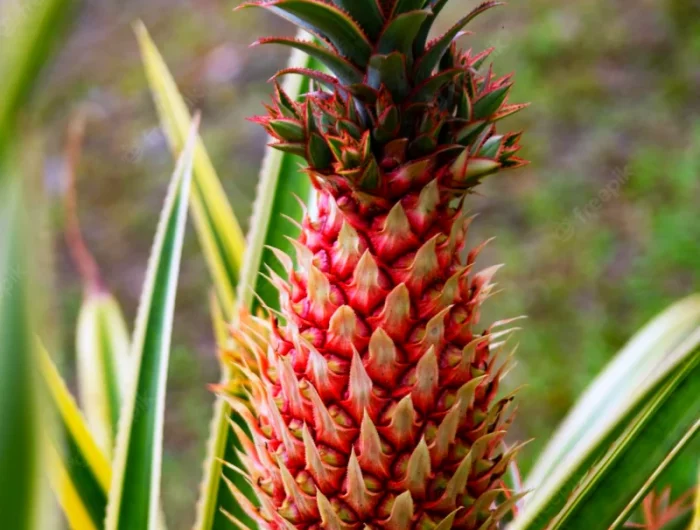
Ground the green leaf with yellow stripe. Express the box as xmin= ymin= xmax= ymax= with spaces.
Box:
xmin=76 ymin=292 xmax=130 ymax=458
xmin=135 ymin=21 xmax=246 ymax=319
xmin=105 ymin=118 xmax=197 ymax=530
xmin=513 ymin=295 xmax=700 ymax=530
xmin=41 ymin=346 xmax=111 ymax=530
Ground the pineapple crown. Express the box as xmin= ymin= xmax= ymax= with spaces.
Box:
xmin=241 ymin=0 xmax=527 ymax=201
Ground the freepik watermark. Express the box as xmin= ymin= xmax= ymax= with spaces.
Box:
xmin=555 ymin=166 xmax=631 ymax=242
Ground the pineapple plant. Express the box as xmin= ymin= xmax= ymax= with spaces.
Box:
xmin=224 ymin=1 xmax=527 ymax=528
xmin=2 ymin=2 xmax=699 ymax=530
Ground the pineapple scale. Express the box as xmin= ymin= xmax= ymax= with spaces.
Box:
xmin=225 ymin=178 xmax=521 ymax=529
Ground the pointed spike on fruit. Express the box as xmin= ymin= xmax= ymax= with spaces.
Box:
xmin=349 ymin=250 xmax=385 ymax=313
xmin=327 ymin=305 xmax=361 ymax=356
xmin=465 ymin=158 xmax=501 ymax=181
xmin=347 ymin=347 xmax=373 ymax=420
xmin=491 ymin=491 xmax=530 ymax=523
xmin=221 ymin=509 xmax=255 ymax=530
xmin=373 ymin=283 xmax=412 ymax=339
xmin=276 ymin=455 xmax=317 ymax=519
xmin=386 ymin=491 xmax=414 ymax=530
xmin=450 ymin=148 xmax=470 ymax=179
xmin=457 ymin=375 xmax=488 ymax=415
xmin=467 ymin=236 xmax=496 ymax=265
xmin=472 ymin=263 xmax=504 ymax=290
xmin=422 ymin=306 xmax=452 ymax=349
xmin=221 ymin=451 xmax=252 ymax=481
xmin=367 ymin=327 xmax=398 ymax=386
xmin=266 ymin=245 xmax=294 ymax=274
xmin=489 ymin=326 xmax=521 ymax=343
xmin=228 ymin=419 xmax=255 ymax=456
xmin=285 ymin=236 xmax=314 ymax=270
xmin=305 ymin=339 xmax=334 ymax=396
xmin=406 ymin=437 xmax=431 ymax=497
xmin=302 ymin=423 xmax=334 ymax=490
xmin=357 ymin=409 xmax=388 ymax=478
xmin=384 ymin=200 xmax=411 ymax=234
xmin=280 ymin=212 xmax=303 ymax=231
xmin=250 ymin=281 xmax=287 ymax=318
xmin=383 ymin=394 xmax=417 ymax=448
xmin=222 ymin=474 xmax=271 ymax=523
xmin=413 ymin=346 xmax=439 ymax=412
xmin=273 ymin=81 xmax=299 ymax=118
xmin=440 ymin=267 xmax=469 ymax=307
xmin=432 ymin=399 xmax=463 ymax=464
xmin=278 ymin=356 xmax=304 ymax=416
xmin=267 ymin=394 xmax=301 ymax=460
xmin=492 ymin=439 xmax=532 ymax=476
xmin=308 ymin=384 xmax=342 ymax=448
xmin=465 ymin=488 xmax=506 ymax=528
xmin=408 ymin=235 xmax=440 ymax=290
xmin=316 ymin=490 xmax=343 ymax=530
xmin=415 ymin=178 xmax=440 ymax=227
xmin=260 ymin=266 xmax=290 ymax=302
xmin=446 ymin=208 xmax=473 ymax=256
xmin=462 ymin=334 xmax=488 ymax=360
xmin=471 ymin=431 xmax=505 ymax=462
xmin=377 ymin=200 xmax=416 ymax=259
xmin=308 ymin=264 xmax=332 ymax=304
xmin=490 ymin=315 xmax=528 ymax=329
xmin=333 ymin=220 xmax=364 ymax=276
xmin=442 ymin=451 xmax=473 ymax=509
xmin=344 ymin=449 xmax=373 ymax=515
xmin=290 ymin=192 xmax=309 ymax=216
xmin=434 ymin=509 xmax=462 ymax=530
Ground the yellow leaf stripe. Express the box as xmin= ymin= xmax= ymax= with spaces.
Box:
xmin=41 ymin=346 xmax=111 ymax=529
xmin=135 ymin=21 xmax=245 ymax=319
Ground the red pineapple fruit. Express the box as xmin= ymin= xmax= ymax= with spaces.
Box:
xmin=223 ymin=1 xmax=529 ymax=528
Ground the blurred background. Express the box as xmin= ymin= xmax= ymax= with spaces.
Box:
xmin=25 ymin=0 xmax=700 ymax=527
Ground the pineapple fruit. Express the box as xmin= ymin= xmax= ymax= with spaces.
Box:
xmin=225 ymin=1 xmax=528 ymax=528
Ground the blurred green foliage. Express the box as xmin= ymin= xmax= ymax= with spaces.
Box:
xmin=30 ymin=0 xmax=699 ymax=527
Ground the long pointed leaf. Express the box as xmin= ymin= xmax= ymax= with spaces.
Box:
xmin=76 ymin=292 xmax=130 ymax=458
xmin=526 ymin=295 xmax=700 ymax=495
xmin=41 ymin=346 xmax=111 ymax=530
xmin=0 ymin=165 xmax=40 ymax=530
xmin=512 ymin=298 xmax=700 ymax=530
xmin=241 ymin=0 xmax=373 ymax=66
xmin=0 ymin=0 xmax=72 ymax=152
xmin=692 ymin=467 xmax=700 ymax=530
xmin=328 ymin=0 xmax=384 ymax=39
xmin=414 ymin=1 xmax=502 ymax=83
xmin=194 ymin=34 xmax=318 ymax=530
xmin=135 ymin=22 xmax=246 ymax=319
xmin=0 ymin=1 xmax=74 ymax=526
xmin=105 ymin=119 xmax=198 ymax=530
xmin=547 ymin=349 xmax=700 ymax=530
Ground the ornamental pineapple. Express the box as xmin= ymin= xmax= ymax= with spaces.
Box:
xmin=224 ymin=1 xmax=527 ymax=528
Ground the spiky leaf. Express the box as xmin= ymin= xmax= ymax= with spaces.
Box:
xmin=513 ymin=295 xmax=700 ymax=530
xmin=0 ymin=163 xmax=40 ymax=530
xmin=241 ymin=0 xmax=372 ymax=66
xmin=136 ymin=21 xmax=246 ymax=319
xmin=42 ymin=347 xmax=111 ymax=530
xmin=105 ymin=119 xmax=197 ymax=530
